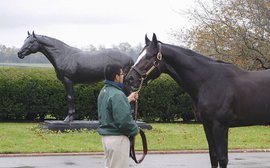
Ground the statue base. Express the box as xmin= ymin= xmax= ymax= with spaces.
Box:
xmin=39 ymin=120 xmax=152 ymax=131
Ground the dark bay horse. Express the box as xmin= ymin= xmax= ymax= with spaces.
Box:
xmin=18 ymin=31 xmax=134 ymax=122
xmin=125 ymin=34 xmax=270 ymax=168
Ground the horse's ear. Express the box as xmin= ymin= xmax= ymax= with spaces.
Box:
xmin=151 ymin=33 xmax=158 ymax=48
xmin=32 ymin=31 xmax=36 ymax=38
xmin=27 ymin=31 xmax=30 ymax=36
xmin=145 ymin=34 xmax=150 ymax=44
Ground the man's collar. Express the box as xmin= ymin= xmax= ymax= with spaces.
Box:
xmin=104 ymin=80 xmax=125 ymax=89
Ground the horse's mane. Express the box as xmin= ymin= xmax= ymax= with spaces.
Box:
xmin=37 ymin=35 xmax=68 ymax=46
xmin=164 ymin=43 xmax=232 ymax=65
xmin=37 ymin=35 xmax=80 ymax=52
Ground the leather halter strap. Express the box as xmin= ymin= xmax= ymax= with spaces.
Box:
xmin=145 ymin=51 xmax=163 ymax=76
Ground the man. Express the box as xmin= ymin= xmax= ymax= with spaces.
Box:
xmin=97 ymin=64 xmax=139 ymax=168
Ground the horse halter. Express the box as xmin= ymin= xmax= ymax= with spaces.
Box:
xmin=132 ymin=44 xmax=163 ymax=92
xmin=129 ymin=44 xmax=163 ymax=164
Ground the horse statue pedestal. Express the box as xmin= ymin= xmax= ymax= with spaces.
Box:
xmin=39 ymin=120 xmax=152 ymax=131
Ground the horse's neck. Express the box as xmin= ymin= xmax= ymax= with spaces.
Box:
xmin=37 ymin=36 xmax=76 ymax=67
xmin=163 ymin=45 xmax=218 ymax=99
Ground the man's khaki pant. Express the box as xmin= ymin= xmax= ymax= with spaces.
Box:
xmin=102 ymin=135 xmax=130 ymax=168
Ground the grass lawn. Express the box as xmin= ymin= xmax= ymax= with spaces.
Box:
xmin=0 ymin=122 xmax=270 ymax=154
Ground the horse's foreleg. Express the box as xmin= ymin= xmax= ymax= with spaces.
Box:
xmin=212 ymin=121 xmax=229 ymax=168
xmin=203 ymin=124 xmax=218 ymax=168
xmin=63 ymin=77 xmax=75 ymax=122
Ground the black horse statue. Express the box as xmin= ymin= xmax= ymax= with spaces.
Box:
xmin=125 ymin=33 xmax=270 ymax=168
xmin=18 ymin=31 xmax=134 ymax=122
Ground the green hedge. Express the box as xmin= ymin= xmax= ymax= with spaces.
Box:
xmin=137 ymin=75 xmax=194 ymax=122
xmin=0 ymin=67 xmax=194 ymax=122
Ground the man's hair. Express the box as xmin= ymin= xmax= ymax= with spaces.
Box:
xmin=104 ymin=64 xmax=122 ymax=81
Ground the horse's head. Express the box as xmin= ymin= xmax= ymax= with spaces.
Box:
xmin=18 ymin=31 xmax=40 ymax=59
xmin=125 ymin=33 xmax=164 ymax=91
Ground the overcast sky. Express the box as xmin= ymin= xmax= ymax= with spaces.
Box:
xmin=0 ymin=0 xmax=201 ymax=48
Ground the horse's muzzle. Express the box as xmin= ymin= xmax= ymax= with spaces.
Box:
xmin=17 ymin=52 xmax=25 ymax=59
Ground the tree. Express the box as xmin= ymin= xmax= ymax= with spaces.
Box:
xmin=173 ymin=0 xmax=270 ymax=70
xmin=113 ymin=42 xmax=143 ymax=61
xmin=82 ymin=44 xmax=97 ymax=52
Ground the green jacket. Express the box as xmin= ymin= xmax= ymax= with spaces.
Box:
xmin=97 ymin=81 xmax=138 ymax=137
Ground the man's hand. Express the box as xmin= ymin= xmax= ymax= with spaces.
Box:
xmin=128 ymin=92 xmax=139 ymax=102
